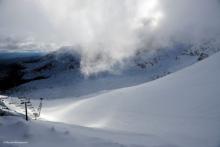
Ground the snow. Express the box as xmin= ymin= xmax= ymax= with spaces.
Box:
xmin=0 ymin=116 xmax=173 ymax=147
xmin=1 ymin=52 xmax=220 ymax=147
xmin=41 ymin=52 xmax=220 ymax=147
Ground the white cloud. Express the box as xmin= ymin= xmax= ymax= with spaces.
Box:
xmin=0 ymin=0 xmax=220 ymax=75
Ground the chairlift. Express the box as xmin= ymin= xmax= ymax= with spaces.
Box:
xmin=32 ymin=98 xmax=44 ymax=120
xmin=33 ymin=112 xmax=39 ymax=120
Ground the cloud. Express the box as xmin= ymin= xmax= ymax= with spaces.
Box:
xmin=0 ymin=0 xmax=220 ymax=75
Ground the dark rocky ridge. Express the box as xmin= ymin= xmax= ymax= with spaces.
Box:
xmin=0 ymin=49 xmax=81 ymax=92
xmin=0 ymin=53 xmax=47 ymax=92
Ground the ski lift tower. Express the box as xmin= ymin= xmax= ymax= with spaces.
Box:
xmin=38 ymin=98 xmax=43 ymax=117
xmin=33 ymin=98 xmax=44 ymax=120
xmin=18 ymin=96 xmax=29 ymax=121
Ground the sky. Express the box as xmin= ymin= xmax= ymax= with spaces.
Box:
xmin=0 ymin=0 xmax=220 ymax=75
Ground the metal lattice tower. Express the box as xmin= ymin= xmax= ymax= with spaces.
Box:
xmin=37 ymin=98 xmax=43 ymax=117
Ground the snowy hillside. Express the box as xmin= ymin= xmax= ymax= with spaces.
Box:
xmin=1 ymin=51 xmax=220 ymax=147
xmin=1 ymin=0 xmax=220 ymax=146
xmin=7 ymin=43 xmax=219 ymax=99
xmin=40 ymin=51 xmax=220 ymax=147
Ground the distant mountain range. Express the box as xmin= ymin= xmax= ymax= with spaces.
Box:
xmin=1 ymin=42 xmax=218 ymax=98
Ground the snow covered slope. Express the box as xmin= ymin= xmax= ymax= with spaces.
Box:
xmin=9 ymin=44 xmax=217 ymax=99
xmin=0 ymin=116 xmax=176 ymax=147
xmin=42 ymin=52 xmax=220 ymax=147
